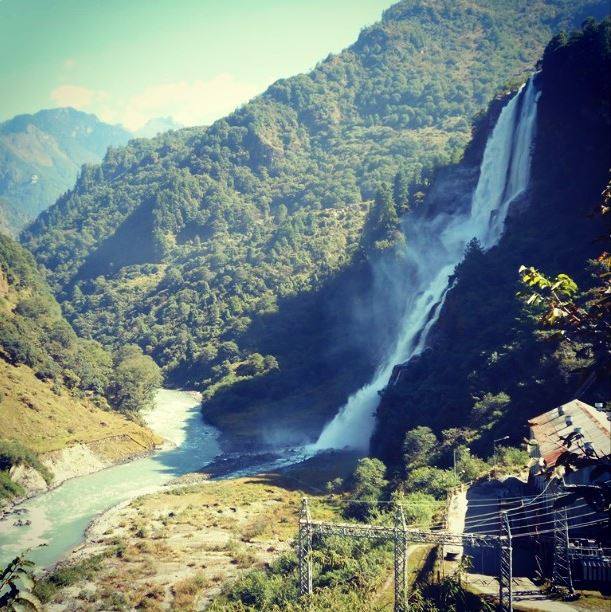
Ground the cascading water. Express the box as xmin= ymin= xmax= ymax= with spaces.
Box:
xmin=313 ymin=77 xmax=540 ymax=451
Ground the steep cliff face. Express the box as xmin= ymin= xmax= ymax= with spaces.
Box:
xmin=371 ymin=18 xmax=611 ymax=469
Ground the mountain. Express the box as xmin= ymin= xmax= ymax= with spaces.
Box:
xmin=0 ymin=233 xmax=161 ymax=501
xmin=0 ymin=108 xmax=130 ymax=234
xmin=371 ymin=18 xmax=611 ymax=469
xmin=22 ymin=0 xmax=608 ymax=447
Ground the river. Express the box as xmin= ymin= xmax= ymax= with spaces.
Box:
xmin=0 ymin=389 xmax=221 ymax=568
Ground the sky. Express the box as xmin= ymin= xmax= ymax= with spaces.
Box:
xmin=0 ymin=0 xmax=393 ymax=131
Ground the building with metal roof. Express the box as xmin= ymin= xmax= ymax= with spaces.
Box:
xmin=528 ymin=399 xmax=610 ymax=489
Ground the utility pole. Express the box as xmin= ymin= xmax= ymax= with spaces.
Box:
xmin=552 ymin=507 xmax=574 ymax=596
xmin=298 ymin=497 xmax=313 ymax=597
xmin=394 ymin=505 xmax=409 ymax=612
xmin=499 ymin=511 xmax=513 ymax=611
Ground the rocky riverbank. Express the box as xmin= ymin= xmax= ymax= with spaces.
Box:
xmin=38 ymin=475 xmax=314 ymax=610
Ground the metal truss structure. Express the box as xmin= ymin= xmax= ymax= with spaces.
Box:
xmin=552 ymin=507 xmax=575 ymax=595
xmin=296 ymin=498 xmax=504 ymax=612
xmin=499 ymin=511 xmax=513 ymax=612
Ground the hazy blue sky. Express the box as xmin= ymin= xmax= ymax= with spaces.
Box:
xmin=1 ymin=0 xmax=393 ymax=129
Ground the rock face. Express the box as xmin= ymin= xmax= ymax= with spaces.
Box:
xmin=9 ymin=463 xmax=47 ymax=495
xmin=41 ymin=444 xmax=109 ymax=486
xmin=7 ymin=438 xmax=156 ymax=502
xmin=371 ymin=19 xmax=611 ymax=468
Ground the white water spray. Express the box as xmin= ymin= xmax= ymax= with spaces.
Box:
xmin=314 ymin=78 xmax=540 ymax=451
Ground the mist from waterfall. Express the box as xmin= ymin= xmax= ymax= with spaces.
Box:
xmin=313 ymin=77 xmax=541 ymax=451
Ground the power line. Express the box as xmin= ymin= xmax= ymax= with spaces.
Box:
xmin=512 ymin=518 xmax=609 ymax=539
xmin=511 ymin=510 xmax=601 ymax=534
xmin=507 ymin=477 xmax=558 ymax=511
xmin=465 ymin=499 xmax=587 ymax=529
xmin=463 ymin=494 xmax=571 ymax=527
xmin=310 ymin=491 xmax=569 ymax=508
xmin=464 ymin=491 xmax=568 ymax=503
xmin=474 ymin=510 xmax=602 ymax=537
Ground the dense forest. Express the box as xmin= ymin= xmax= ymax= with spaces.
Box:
xmin=0 ymin=108 xmax=130 ymax=234
xmin=0 ymin=234 xmax=161 ymax=415
xmin=21 ymin=0 xmax=608 ymax=446
xmin=371 ymin=18 xmax=611 ymax=469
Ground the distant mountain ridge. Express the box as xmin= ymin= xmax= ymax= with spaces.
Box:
xmin=0 ymin=107 xmax=131 ymax=234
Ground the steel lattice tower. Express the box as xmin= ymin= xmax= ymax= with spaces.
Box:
xmin=298 ymin=497 xmax=313 ymax=597
xmin=499 ymin=511 xmax=513 ymax=611
xmin=297 ymin=497 xmax=499 ymax=610
xmin=393 ymin=505 xmax=409 ymax=612
xmin=552 ymin=507 xmax=574 ymax=595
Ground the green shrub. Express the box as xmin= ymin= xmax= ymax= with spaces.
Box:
xmin=34 ymin=554 xmax=109 ymax=603
xmin=404 ymin=466 xmax=460 ymax=499
xmin=454 ymin=446 xmax=488 ymax=483
xmin=223 ymin=570 xmax=272 ymax=607
xmin=492 ymin=446 xmax=529 ymax=471
xmin=0 ymin=439 xmax=52 ymax=485
xmin=344 ymin=457 xmax=388 ymax=521
xmin=0 ymin=470 xmax=24 ymax=501
xmin=391 ymin=490 xmax=441 ymax=528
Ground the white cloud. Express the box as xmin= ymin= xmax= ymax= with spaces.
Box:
xmin=51 ymin=74 xmax=260 ymax=132
xmin=50 ymin=85 xmax=108 ymax=110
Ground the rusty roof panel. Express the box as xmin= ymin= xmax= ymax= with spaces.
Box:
xmin=529 ymin=399 xmax=610 ymax=467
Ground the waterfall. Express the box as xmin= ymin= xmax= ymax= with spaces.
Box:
xmin=313 ymin=78 xmax=540 ymax=452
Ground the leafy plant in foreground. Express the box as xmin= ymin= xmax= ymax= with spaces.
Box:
xmin=0 ymin=557 xmax=41 ymax=611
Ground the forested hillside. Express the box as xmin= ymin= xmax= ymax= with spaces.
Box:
xmin=371 ymin=18 xmax=611 ymax=469
xmin=0 ymin=234 xmax=161 ymax=413
xmin=0 ymin=108 xmax=130 ymax=234
xmin=23 ymin=0 xmax=608 ymax=445
xmin=0 ymin=234 xmax=161 ymax=499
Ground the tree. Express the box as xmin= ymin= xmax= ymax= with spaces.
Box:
xmin=404 ymin=466 xmax=460 ymax=499
xmin=402 ymin=426 xmax=438 ymax=473
xmin=470 ymin=392 xmax=511 ymax=429
xmin=15 ymin=295 xmax=59 ymax=320
xmin=345 ymin=457 xmax=388 ymax=520
xmin=393 ymin=170 xmax=410 ymax=215
xmin=519 ymin=180 xmax=611 ymax=390
xmin=0 ymin=556 xmax=41 ymax=611
xmin=275 ymin=204 xmax=288 ymax=224
xmin=454 ymin=446 xmax=488 ymax=482
xmin=362 ymin=185 xmax=403 ymax=254
xmin=106 ymin=345 xmax=162 ymax=413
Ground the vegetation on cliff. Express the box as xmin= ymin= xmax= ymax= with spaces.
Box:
xmin=0 ymin=234 xmax=161 ymax=414
xmin=371 ymin=18 xmax=611 ymax=470
xmin=20 ymin=1 xmax=607 ymax=446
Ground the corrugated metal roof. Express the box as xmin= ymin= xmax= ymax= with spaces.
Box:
xmin=529 ymin=399 xmax=610 ymax=467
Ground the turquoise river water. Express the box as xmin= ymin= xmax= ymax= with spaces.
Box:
xmin=0 ymin=389 xmax=221 ymax=568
